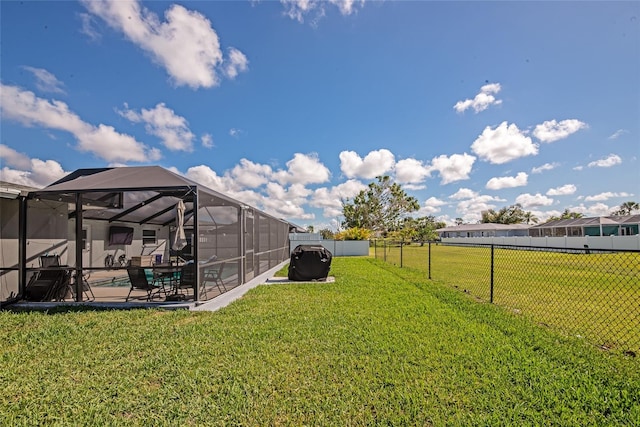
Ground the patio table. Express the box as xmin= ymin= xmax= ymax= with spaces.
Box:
xmin=151 ymin=264 xmax=182 ymax=295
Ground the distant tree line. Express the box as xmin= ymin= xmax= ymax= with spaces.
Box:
xmin=329 ymin=175 xmax=640 ymax=241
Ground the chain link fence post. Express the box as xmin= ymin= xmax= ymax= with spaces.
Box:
xmin=490 ymin=244 xmax=494 ymax=303
xmin=384 ymin=239 xmax=387 ymax=262
xmin=428 ymin=241 xmax=432 ymax=280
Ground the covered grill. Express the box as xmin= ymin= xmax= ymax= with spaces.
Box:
xmin=288 ymin=245 xmax=332 ymax=281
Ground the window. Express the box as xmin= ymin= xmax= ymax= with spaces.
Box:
xmin=143 ymin=229 xmax=157 ymax=245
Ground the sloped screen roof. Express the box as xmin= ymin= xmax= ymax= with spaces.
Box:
xmin=29 ymin=166 xmax=242 ymax=226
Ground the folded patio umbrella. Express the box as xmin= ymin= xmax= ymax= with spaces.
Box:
xmin=172 ymin=200 xmax=187 ymax=251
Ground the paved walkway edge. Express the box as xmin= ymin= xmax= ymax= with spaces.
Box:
xmin=191 ymin=260 xmax=289 ymax=312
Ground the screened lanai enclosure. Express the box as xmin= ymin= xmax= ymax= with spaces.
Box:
xmin=1 ymin=166 xmax=294 ymax=305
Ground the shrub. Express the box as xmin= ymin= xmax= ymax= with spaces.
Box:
xmin=335 ymin=227 xmax=372 ymax=240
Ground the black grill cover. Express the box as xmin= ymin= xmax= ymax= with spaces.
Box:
xmin=288 ymin=245 xmax=332 ymax=281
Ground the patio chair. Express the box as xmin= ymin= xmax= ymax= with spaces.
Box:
xmin=68 ymin=272 xmax=96 ymax=302
xmin=200 ymin=263 xmax=226 ymax=299
xmin=40 ymin=254 xmax=61 ymax=267
xmin=126 ymin=267 xmax=164 ymax=302
xmin=175 ymin=263 xmax=196 ymax=297
xmin=38 ymin=255 xmax=94 ymax=301
xmin=174 ymin=263 xmax=211 ymax=300
xmin=25 ymin=269 xmax=71 ymax=301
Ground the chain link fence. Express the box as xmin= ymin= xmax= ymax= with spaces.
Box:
xmin=371 ymin=240 xmax=640 ymax=354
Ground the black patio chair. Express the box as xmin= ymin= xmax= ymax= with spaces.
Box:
xmin=42 ymin=256 xmax=95 ymax=301
xmin=176 ymin=263 xmax=196 ymax=297
xmin=126 ymin=267 xmax=164 ymax=302
xmin=200 ymin=263 xmax=226 ymax=299
xmin=25 ymin=269 xmax=71 ymax=301
xmin=40 ymin=254 xmax=61 ymax=267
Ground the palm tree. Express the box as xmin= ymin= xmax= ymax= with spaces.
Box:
xmin=523 ymin=211 xmax=539 ymax=224
xmin=612 ymin=201 xmax=640 ymax=216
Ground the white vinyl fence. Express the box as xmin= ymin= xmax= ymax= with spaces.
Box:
xmin=441 ymin=235 xmax=640 ymax=250
xmin=289 ymin=234 xmax=369 ymax=256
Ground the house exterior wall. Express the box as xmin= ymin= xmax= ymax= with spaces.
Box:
xmin=67 ymin=220 xmax=172 ymax=269
xmin=439 ymin=228 xmax=529 ymax=238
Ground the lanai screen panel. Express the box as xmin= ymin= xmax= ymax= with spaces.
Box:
xmin=196 ymin=192 xmax=241 ymax=296
xmin=20 ymin=166 xmax=295 ymax=303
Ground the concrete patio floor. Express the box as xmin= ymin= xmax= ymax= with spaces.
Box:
xmin=9 ymin=261 xmax=290 ymax=312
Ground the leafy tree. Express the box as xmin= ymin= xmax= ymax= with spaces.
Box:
xmin=480 ymin=204 xmax=531 ymax=224
xmin=306 ymin=225 xmax=315 ymax=233
xmin=342 ymin=175 xmax=419 ymax=233
xmin=318 ymin=228 xmax=335 ymax=240
xmin=612 ymin=201 xmax=640 ymax=216
xmin=404 ymin=215 xmax=446 ymax=244
xmin=455 ymin=217 xmax=464 ymax=226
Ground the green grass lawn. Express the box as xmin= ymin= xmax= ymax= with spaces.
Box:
xmin=1 ymin=257 xmax=639 ymax=425
xmin=375 ymin=243 xmax=640 ymax=352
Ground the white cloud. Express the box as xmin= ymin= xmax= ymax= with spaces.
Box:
xmin=449 ymin=188 xmax=478 ymax=200
xmin=310 ymin=179 xmax=367 ymax=218
xmin=569 ymin=202 xmax=613 ymax=217
xmin=531 ymin=162 xmax=560 ymax=174
xmin=329 ymin=0 xmax=362 ymax=15
xmin=229 ymin=128 xmax=244 ymax=138
xmin=428 ymin=153 xmax=475 ymax=184
xmin=261 ymin=182 xmax=314 ymax=220
xmin=78 ymin=12 xmax=101 ymax=41
xmin=273 ymin=153 xmax=331 ymax=185
xmin=404 ymin=184 xmax=427 ymax=191
xmin=0 ymin=144 xmax=32 ymax=169
xmin=533 ymin=119 xmax=588 ymax=143
xmin=202 ymin=171 xmax=314 ymax=220
xmin=224 ymin=48 xmax=249 ymax=79
xmin=184 ymin=164 xmax=253 ymax=201
xmin=455 ymin=194 xmax=504 ymax=223
xmin=280 ymin=0 xmax=364 ymax=24
xmin=588 ymin=154 xmax=622 ymax=168
xmin=395 ymin=158 xmax=431 ymax=184
xmin=586 ymin=203 xmax=613 ymax=217
xmin=0 ymin=147 xmax=68 ymax=188
xmin=471 ymin=121 xmax=538 ymax=164
xmin=584 ymin=191 xmax=631 ymax=202
xmin=454 ymin=83 xmax=502 ymax=113
xmin=281 ymin=0 xmax=322 ymax=23
xmin=418 ymin=196 xmax=446 ymax=215
xmin=515 ymin=193 xmax=554 ymax=209
xmin=339 ymin=149 xmax=395 ymax=179
xmin=22 ymin=66 xmax=66 ymax=94
xmin=81 ymin=0 xmax=247 ymax=89
xmin=119 ymin=103 xmax=194 ymax=151
xmin=230 ymin=159 xmax=273 ymax=188
xmin=608 ymin=129 xmax=628 ymax=140
xmin=201 ymin=133 xmax=214 ymax=148
xmin=187 ymin=153 xmax=330 ymax=200
xmin=546 ymin=184 xmax=577 ymax=196
xmin=485 ymin=172 xmax=528 ymax=190
xmin=0 ymin=84 xmax=157 ymax=163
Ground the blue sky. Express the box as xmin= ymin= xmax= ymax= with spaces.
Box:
xmin=1 ymin=0 xmax=638 ymax=230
